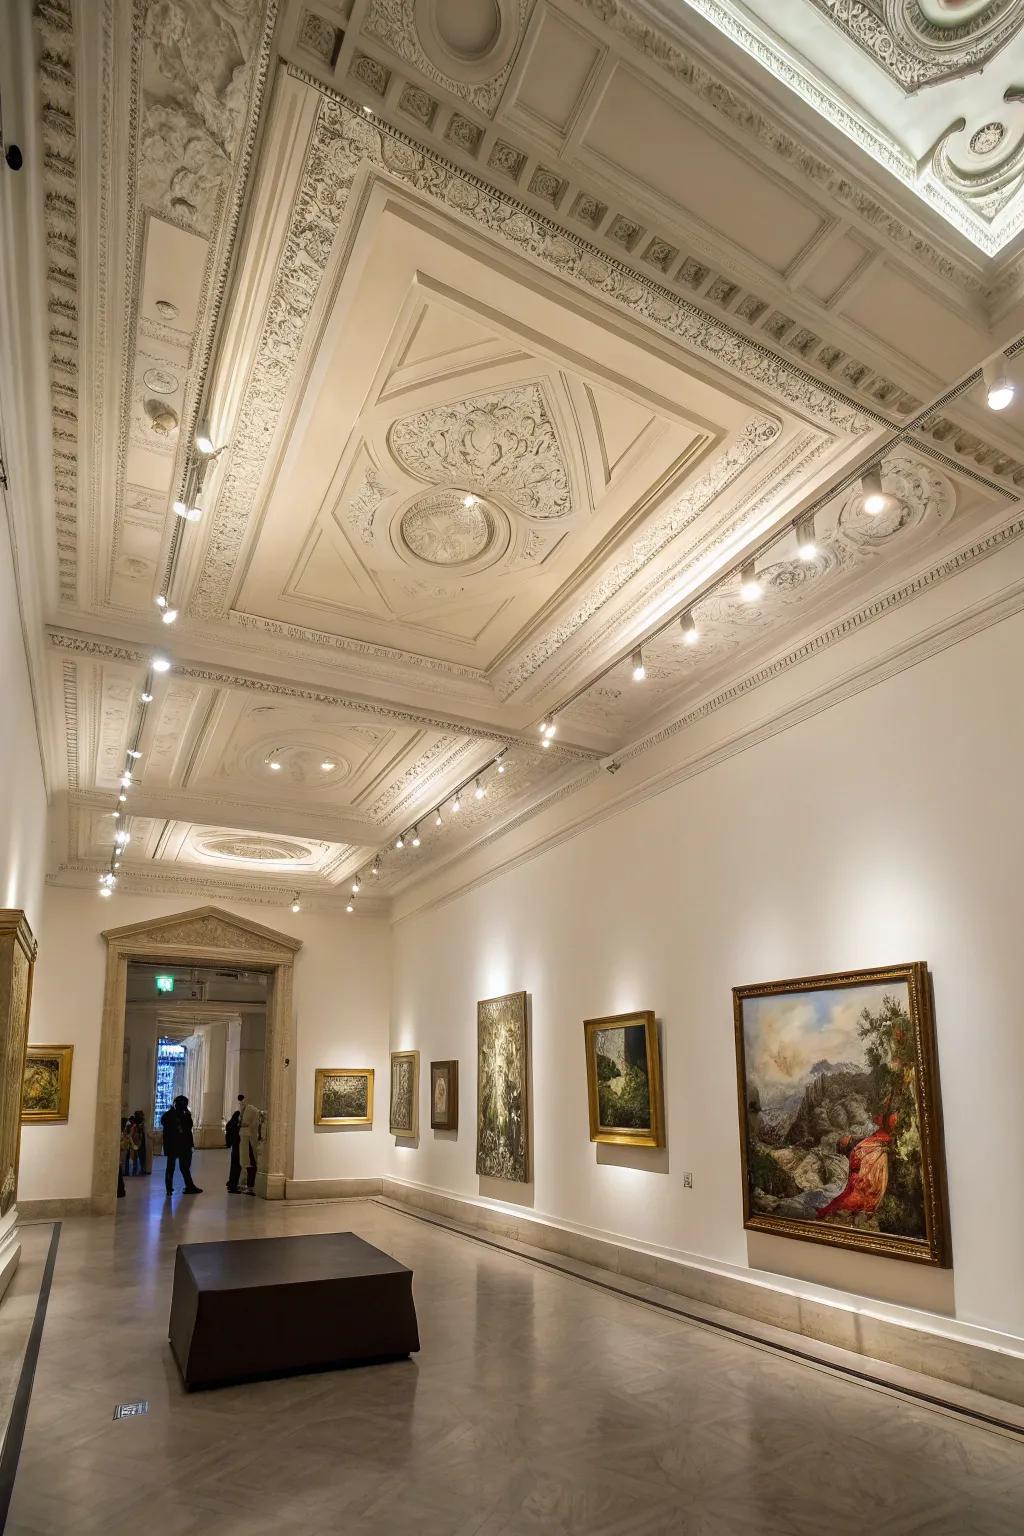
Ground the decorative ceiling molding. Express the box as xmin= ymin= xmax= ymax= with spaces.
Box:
xmin=805 ymin=0 xmax=1024 ymax=92
xmin=387 ymin=382 xmax=573 ymax=520
xmin=190 ymin=77 xmax=872 ymax=628
xmin=33 ymin=0 xmax=80 ymax=604
xmin=362 ymin=0 xmax=531 ymax=118
xmin=614 ymin=0 xmax=1008 ymax=261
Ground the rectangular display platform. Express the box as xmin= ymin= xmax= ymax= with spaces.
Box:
xmin=168 ymin=1231 xmax=420 ymax=1389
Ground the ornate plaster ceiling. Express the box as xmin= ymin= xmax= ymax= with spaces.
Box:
xmin=9 ymin=0 xmax=1022 ymax=909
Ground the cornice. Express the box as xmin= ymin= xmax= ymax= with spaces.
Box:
xmin=48 ymin=862 xmax=390 ymax=916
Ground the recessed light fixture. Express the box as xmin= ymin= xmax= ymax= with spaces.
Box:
xmin=631 ymin=647 xmax=646 ymax=682
xmin=680 ymin=610 xmax=698 ymax=645
xmin=740 ymin=560 xmax=762 ymax=602
xmin=151 ymin=656 xmax=171 ymax=673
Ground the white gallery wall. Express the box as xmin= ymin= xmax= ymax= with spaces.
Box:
xmin=0 ymin=505 xmax=47 ymax=934
xmin=390 ymin=606 xmax=1024 ymax=1347
xmin=18 ymin=888 xmax=392 ymax=1204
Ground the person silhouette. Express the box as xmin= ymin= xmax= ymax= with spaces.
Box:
xmin=161 ymin=1094 xmax=203 ymax=1195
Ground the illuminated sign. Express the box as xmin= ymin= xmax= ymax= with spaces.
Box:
xmin=155 ymin=975 xmax=175 ymax=994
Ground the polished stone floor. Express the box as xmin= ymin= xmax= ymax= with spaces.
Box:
xmin=6 ymin=1150 xmax=1024 ymax=1534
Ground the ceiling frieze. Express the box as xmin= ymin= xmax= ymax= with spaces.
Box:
xmin=33 ymin=0 xmax=81 ymax=604
xmin=362 ymin=0 xmax=532 ymax=118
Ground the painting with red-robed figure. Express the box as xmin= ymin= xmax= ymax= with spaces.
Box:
xmin=733 ymin=964 xmax=949 ymax=1266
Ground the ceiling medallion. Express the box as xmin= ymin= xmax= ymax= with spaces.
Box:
xmin=970 ymin=120 xmax=1007 ymax=155
xmin=412 ymin=0 xmax=519 ymax=83
xmin=198 ymin=835 xmax=313 ymax=864
xmin=806 ymin=0 xmax=1024 ymax=90
xmin=399 ymin=490 xmax=495 ymax=566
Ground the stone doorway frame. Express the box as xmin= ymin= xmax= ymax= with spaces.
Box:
xmin=95 ymin=906 xmax=301 ymax=1214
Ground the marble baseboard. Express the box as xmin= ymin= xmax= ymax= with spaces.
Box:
xmin=18 ymin=1197 xmax=93 ymax=1221
xmin=285 ymin=1177 xmax=384 ymax=1201
xmin=381 ymin=1178 xmax=1024 ymax=1411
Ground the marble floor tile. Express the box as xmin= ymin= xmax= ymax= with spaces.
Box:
xmin=3 ymin=1149 xmax=1023 ymax=1536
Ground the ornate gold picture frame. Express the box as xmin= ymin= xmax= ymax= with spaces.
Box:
xmin=477 ymin=991 xmax=529 ymax=1182
xmin=313 ymin=1067 xmax=374 ymax=1127
xmin=430 ymin=1060 xmax=458 ymax=1131
xmin=733 ymin=963 xmax=949 ymax=1266
xmin=584 ymin=1011 xmax=664 ymax=1147
xmin=22 ymin=1044 xmax=73 ymax=1125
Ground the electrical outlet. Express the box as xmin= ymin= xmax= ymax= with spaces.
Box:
xmin=683 ymin=1172 xmax=693 ymax=1189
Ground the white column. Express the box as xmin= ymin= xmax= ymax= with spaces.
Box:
xmin=223 ymin=1017 xmax=241 ymax=1121
xmin=196 ymin=1020 xmax=229 ymax=1148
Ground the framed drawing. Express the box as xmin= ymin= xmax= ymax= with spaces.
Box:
xmin=583 ymin=1011 xmax=664 ymax=1147
xmin=733 ymin=963 xmax=949 ymax=1266
xmin=22 ymin=1044 xmax=73 ymax=1125
xmin=429 ymin=1060 xmax=458 ymax=1131
xmin=476 ymin=991 xmax=529 ymax=1182
xmin=390 ymin=1051 xmax=419 ymax=1137
xmin=313 ymin=1067 xmax=373 ymax=1127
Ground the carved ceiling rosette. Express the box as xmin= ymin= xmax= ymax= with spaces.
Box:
xmin=386 ymin=384 xmax=573 ymax=521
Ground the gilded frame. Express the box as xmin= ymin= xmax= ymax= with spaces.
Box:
xmin=429 ymin=1059 xmax=458 ymax=1131
xmin=22 ymin=1044 xmax=74 ymax=1125
xmin=733 ymin=962 xmax=949 ymax=1267
xmin=313 ymin=1067 xmax=374 ymax=1127
xmin=583 ymin=1011 xmax=664 ymax=1147
xmin=389 ymin=1050 xmax=419 ymax=1138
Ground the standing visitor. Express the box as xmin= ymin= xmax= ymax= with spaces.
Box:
xmin=225 ymin=1099 xmax=242 ymax=1192
xmin=238 ymin=1094 xmax=261 ymax=1195
xmin=120 ymin=1119 xmax=133 ymax=1177
xmin=132 ymin=1109 xmax=149 ymax=1175
xmin=161 ymin=1094 xmax=203 ymax=1195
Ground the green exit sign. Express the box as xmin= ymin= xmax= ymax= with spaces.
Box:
xmin=155 ymin=975 xmax=175 ymax=994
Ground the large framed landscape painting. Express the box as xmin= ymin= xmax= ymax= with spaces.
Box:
xmin=584 ymin=1011 xmax=664 ymax=1147
xmin=734 ymin=963 xmax=949 ymax=1266
xmin=390 ymin=1050 xmax=419 ymax=1138
xmin=314 ymin=1067 xmax=373 ymax=1127
xmin=21 ymin=1045 xmax=73 ymax=1125
xmin=476 ymin=991 xmax=529 ymax=1182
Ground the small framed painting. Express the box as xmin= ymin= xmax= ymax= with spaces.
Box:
xmin=583 ymin=1012 xmax=664 ymax=1147
xmin=313 ymin=1067 xmax=373 ymax=1127
xmin=22 ymin=1045 xmax=74 ymax=1124
xmin=390 ymin=1051 xmax=419 ymax=1137
xmin=733 ymin=962 xmax=949 ymax=1266
xmin=430 ymin=1060 xmax=458 ymax=1131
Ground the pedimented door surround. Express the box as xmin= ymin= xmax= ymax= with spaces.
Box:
xmin=96 ymin=907 xmax=301 ymax=1214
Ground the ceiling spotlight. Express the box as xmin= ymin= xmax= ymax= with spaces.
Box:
xmin=680 ymin=610 xmax=699 ymax=646
xmin=740 ymin=560 xmax=762 ymax=602
xmin=98 ymin=884 xmax=112 ymax=897
xmin=351 ymin=876 xmax=361 ymax=893
xmin=267 ymin=755 xmax=282 ymax=771
xmin=537 ymin=719 xmax=550 ymax=735
xmin=452 ymin=794 xmax=461 ymax=812
xmin=195 ymin=420 xmax=217 ymax=456
xmin=173 ymin=501 xmax=201 ymax=522
xmin=112 ymin=810 xmax=120 ymax=819
xmin=983 ymin=358 xmax=1015 ymax=412
xmin=395 ymin=833 xmax=405 ymax=849
xmin=631 ymin=647 xmax=646 ymax=682
xmin=463 ymin=493 xmax=478 ymax=508
xmin=320 ymin=760 xmax=335 ymax=772
xmin=155 ymin=594 xmax=167 ymax=609
xmin=118 ymin=792 xmax=127 ymax=803
xmin=371 ymin=858 xmax=380 ymax=877
xmin=161 ymin=608 xmax=178 ymax=625
xmin=362 ymin=104 xmax=372 ymax=116
xmin=474 ymin=779 xmax=486 ymax=800
xmin=128 ymin=749 xmax=141 ymax=759
xmin=411 ymin=826 xmax=421 ymax=846
xmin=140 ymin=691 xmax=154 ymax=703
xmin=115 ymin=833 xmax=130 ymax=846
xmin=434 ymin=809 xmax=443 ymax=826
xmin=796 ymin=514 xmax=817 ymax=562
xmin=861 ymin=467 xmax=890 ymax=516
xmin=291 ymin=897 xmax=301 ymax=913
xmin=151 ymin=656 xmax=171 ymax=673
xmin=541 ymin=736 xmax=552 ymax=749
xmin=496 ymin=757 xmax=506 ymax=774
xmin=346 ymin=899 xmax=355 ymax=912
xmin=113 ymin=861 xmax=121 ymax=870
xmin=544 ymin=722 xmax=557 ymax=739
